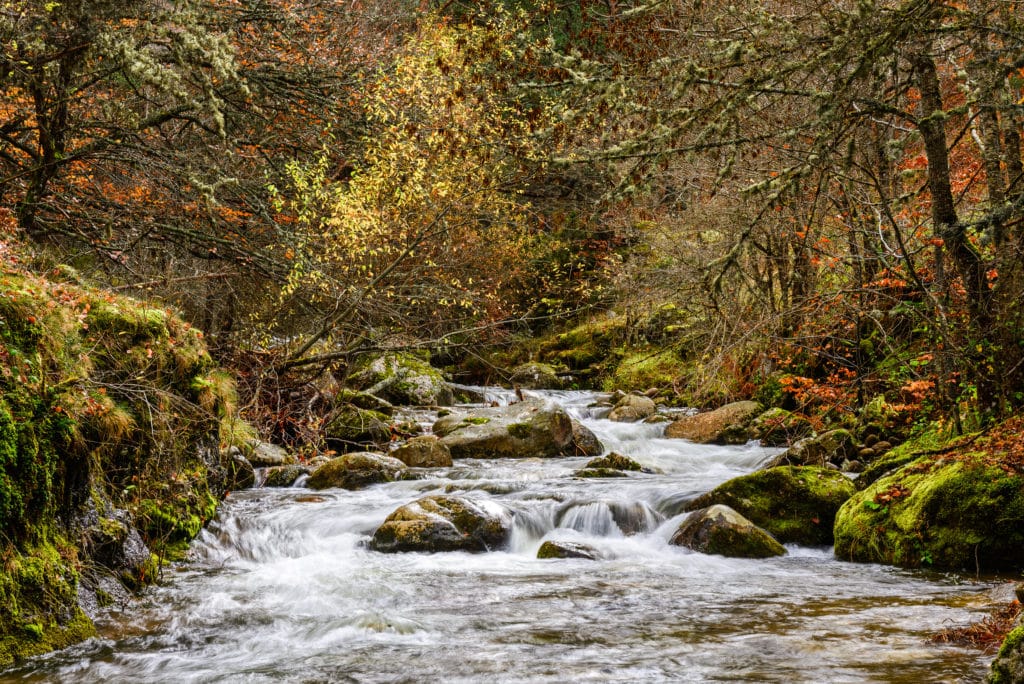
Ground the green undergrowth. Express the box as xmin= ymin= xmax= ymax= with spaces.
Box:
xmin=0 ymin=266 xmax=239 ymax=666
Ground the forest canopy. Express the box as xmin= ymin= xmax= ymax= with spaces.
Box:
xmin=2 ymin=0 xmax=1023 ymax=428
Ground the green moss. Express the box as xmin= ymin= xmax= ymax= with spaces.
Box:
xmin=835 ymin=453 xmax=1024 ymax=570
xmin=604 ymin=349 xmax=684 ymax=392
xmin=507 ymin=422 xmax=531 ymax=439
xmin=685 ymin=466 xmax=856 ymax=545
xmin=464 ymin=416 xmax=491 ymax=425
xmin=0 ymin=267 xmax=233 ymax=661
xmin=857 ymin=422 xmax=963 ymax=488
xmin=990 ymin=625 xmax=1024 ymax=684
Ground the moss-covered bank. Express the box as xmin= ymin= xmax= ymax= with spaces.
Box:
xmin=834 ymin=423 xmax=1024 ymax=571
xmin=0 ymin=267 xmax=237 ymax=666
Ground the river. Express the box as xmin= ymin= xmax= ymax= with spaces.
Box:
xmin=5 ymin=389 xmax=998 ymax=682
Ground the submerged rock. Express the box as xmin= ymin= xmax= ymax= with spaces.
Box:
xmin=834 ymin=453 xmax=1024 ymax=571
xmin=685 ymin=466 xmax=856 ymax=545
xmin=370 ymin=495 xmax=512 ymax=553
xmin=306 ymin=452 xmax=407 ymax=490
xmin=664 ymin=401 xmax=760 ymax=444
xmin=435 ymin=398 xmax=573 ymax=459
xmin=574 ymin=452 xmax=648 ymax=478
xmin=390 ymin=435 xmax=452 ymax=468
xmin=608 ymin=394 xmax=656 ymax=423
xmin=262 ymin=464 xmax=309 ymax=488
xmin=537 ymin=540 xmax=602 ymax=560
xmin=670 ymin=505 xmax=786 ymax=558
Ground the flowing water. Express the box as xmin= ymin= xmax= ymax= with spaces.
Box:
xmin=5 ymin=390 xmax=1001 ymax=682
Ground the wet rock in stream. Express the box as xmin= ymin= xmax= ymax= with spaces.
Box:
xmin=370 ymin=495 xmax=512 ymax=553
xmin=670 ymin=504 xmax=787 ymax=558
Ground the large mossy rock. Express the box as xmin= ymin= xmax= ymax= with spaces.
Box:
xmin=306 ymin=452 xmax=407 ymax=490
xmin=434 ymin=398 xmax=573 ymax=459
xmin=664 ymin=401 xmax=761 ymax=444
xmin=670 ymin=505 xmax=786 ymax=558
xmin=834 ymin=454 xmax=1024 ymax=571
xmin=0 ymin=268 xmax=237 ymax=665
xmin=989 ymin=621 xmax=1024 ymax=684
xmin=684 ymin=466 xmax=855 ymax=545
xmin=348 ymin=352 xmax=453 ymax=407
xmin=370 ymin=495 xmax=512 ymax=553
xmin=390 ymin=436 xmax=452 ymax=468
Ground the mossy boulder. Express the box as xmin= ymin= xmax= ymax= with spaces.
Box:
xmin=670 ymin=505 xmax=787 ymax=558
xmin=348 ymin=352 xmax=453 ymax=406
xmin=537 ymin=540 xmax=601 ymax=560
xmin=748 ymin=408 xmax=814 ymax=447
xmin=608 ymin=394 xmax=657 ymax=423
xmin=306 ymin=452 xmax=407 ymax=490
xmin=834 ymin=454 xmax=1024 ymax=571
xmin=664 ymin=401 xmax=761 ymax=444
xmin=509 ymin=362 xmax=566 ymax=390
xmin=989 ymin=622 xmax=1024 ymax=684
xmin=685 ymin=466 xmax=856 ymax=545
xmin=324 ymin=406 xmax=391 ymax=451
xmin=390 ymin=436 xmax=452 ymax=468
xmin=435 ymin=398 xmax=573 ymax=459
xmin=370 ymin=495 xmax=512 ymax=553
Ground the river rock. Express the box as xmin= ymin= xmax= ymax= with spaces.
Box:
xmin=670 ymin=505 xmax=786 ymax=558
xmin=262 ymin=464 xmax=309 ymax=487
xmin=834 ymin=452 xmax=1024 ymax=571
xmin=509 ymin=362 xmax=566 ymax=390
xmin=685 ymin=466 xmax=856 ymax=545
xmin=574 ymin=452 xmax=647 ymax=478
xmin=608 ymin=394 xmax=657 ymax=423
xmin=747 ymin=407 xmax=814 ymax=446
xmin=370 ymin=495 xmax=512 ymax=553
xmin=565 ymin=420 xmax=604 ymax=456
xmin=348 ymin=351 xmax=453 ymax=406
xmin=434 ymin=398 xmax=573 ymax=459
xmin=335 ymin=389 xmax=396 ymax=416
xmin=390 ymin=436 xmax=452 ymax=468
xmin=989 ymin=620 xmax=1024 ymax=683
xmin=537 ymin=540 xmax=601 ymax=560
xmin=763 ymin=429 xmax=856 ymax=469
xmin=306 ymin=452 xmax=407 ymax=490
xmin=663 ymin=401 xmax=761 ymax=444
xmin=247 ymin=441 xmax=295 ymax=467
